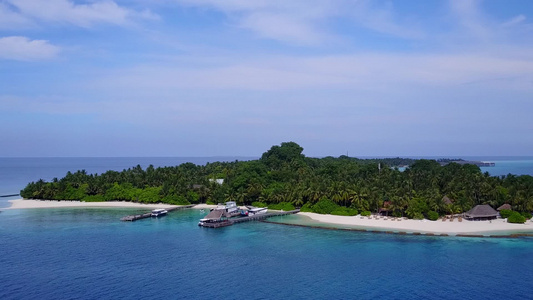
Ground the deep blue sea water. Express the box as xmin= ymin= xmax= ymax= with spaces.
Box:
xmin=1 ymin=157 xmax=533 ymax=299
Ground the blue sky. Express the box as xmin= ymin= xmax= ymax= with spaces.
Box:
xmin=0 ymin=0 xmax=532 ymax=157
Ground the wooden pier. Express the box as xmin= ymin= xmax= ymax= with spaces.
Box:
xmin=120 ymin=204 xmax=196 ymax=221
xmin=199 ymin=209 xmax=300 ymax=228
xmin=0 ymin=194 xmax=20 ymax=198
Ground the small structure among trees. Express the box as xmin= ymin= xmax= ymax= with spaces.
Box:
xmin=465 ymin=204 xmax=498 ymax=221
xmin=497 ymin=203 xmax=511 ymax=211
xmin=442 ymin=196 xmax=454 ymax=205
xmin=379 ymin=200 xmax=392 ymax=216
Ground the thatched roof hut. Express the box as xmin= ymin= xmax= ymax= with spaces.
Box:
xmin=497 ymin=203 xmax=512 ymax=211
xmin=202 ymin=209 xmax=230 ymax=221
xmin=465 ymin=205 xmax=498 ymax=220
xmin=442 ymin=196 xmax=454 ymax=205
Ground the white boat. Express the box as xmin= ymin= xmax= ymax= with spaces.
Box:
xmin=151 ymin=209 xmax=168 ymax=217
xmin=215 ymin=201 xmax=239 ymax=214
xmin=247 ymin=207 xmax=268 ymax=216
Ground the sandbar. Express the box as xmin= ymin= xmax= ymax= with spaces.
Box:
xmin=298 ymin=212 xmax=533 ymax=235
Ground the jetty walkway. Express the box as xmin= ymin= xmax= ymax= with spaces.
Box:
xmin=0 ymin=194 xmax=20 ymax=198
xmin=120 ymin=204 xmax=196 ymax=221
xmin=199 ymin=209 xmax=300 ymax=228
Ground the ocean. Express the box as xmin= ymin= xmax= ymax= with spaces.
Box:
xmin=1 ymin=157 xmax=533 ymax=299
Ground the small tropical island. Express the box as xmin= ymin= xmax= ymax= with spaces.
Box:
xmin=17 ymin=142 xmax=533 ymax=235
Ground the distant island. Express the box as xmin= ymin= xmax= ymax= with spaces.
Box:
xmin=436 ymin=158 xmax=495 ymax=167
xmin=20 ymin=142 xmax=532 ymax=224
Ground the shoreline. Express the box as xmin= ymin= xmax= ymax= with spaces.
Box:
xmin=4 ymin=199 xmax=221 ymax=210
xmin=4 ymin=199 xmax=533 ymax=237
xmin=294 ymin=212 xmax=533 ymax=236
xmin=5 ymin=199 xmax=184 ymax=210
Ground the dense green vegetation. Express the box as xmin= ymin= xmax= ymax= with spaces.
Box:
xmin=507 ymin=212 xmax=527 ymax=224
xmin=21 ymin=142 xmax=533 ymax=218
xmin=499 ymin=209 xmax=513 ymax=219
xmin=427 ymin=211 xmax=439 ymax=221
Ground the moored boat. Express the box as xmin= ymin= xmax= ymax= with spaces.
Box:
xmin=151 ymin=209 xmax=168 ymax=217
xmin=247 ymin=207 xmax=268 ymax=216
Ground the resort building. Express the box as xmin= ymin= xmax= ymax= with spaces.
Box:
xmin=465 ymin=204 xmax=498 ymax=221
xmin=442 ymin=196 xmax=454 ymax=205
xmin=497 ymin=203 xmax=512 ymax=211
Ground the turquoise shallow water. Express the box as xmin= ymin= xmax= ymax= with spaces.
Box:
xmin=1 ymin=208 xmax=532 ymax=299
xmin=480 ymin=159 xmax=533 ymax=176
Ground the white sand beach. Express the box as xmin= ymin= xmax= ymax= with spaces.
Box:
xmin=299 ymin=212 xmax=533 ymax=235
xmin=6 ymin=199 xmax=182 ymax=210
xmin=193 ymin=204 xmax=218 ymax=209
xmin=5 ymin=199 xmax=225 ymax=211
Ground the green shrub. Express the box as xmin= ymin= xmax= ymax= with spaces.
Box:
xmin=81 ymin=195 xmax=105 ymax=202
xmin=300 ymin=203 xmax=313 ymax=212
xmin=137 ymin=187 xmax=162 ymax=203
xmin=520 ymin=212 xmax=532 ymax=220
xmin=499 ymin=209 xmax=513 ymax=219
xmin=161 ymin=195 xmax=190 ymax=205
xmin=268 ymin=202 xmax=295 ymax=211
xmin=251 ymin=201 xmax=267 ymax=208
xmin=507 ymin=212 xmax=526 ymax=224
xmin=412 ymin=212 xmax=424 ymax=220
xmin=427 ymin=211 xmax=439 ymax=221
xmin=361 ymin=210 xmax=371 ymax=216
xmin=331 ymin=207 xmax=358 ymax=216
xmin=312 ymin=198 xmax=339 ymax=214
xmin=57 ymin=184 xmax=88 ymax=200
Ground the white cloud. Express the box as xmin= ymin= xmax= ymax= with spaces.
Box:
xmin=0 ymin=2 xmax=34 ymax=29
xmin=176 ymin=0 xmax=424 ymax=44
xmin=501 ymin=15 xmax=526 ymax=28
xmin=0 ymin=36 xmax=60 ymax=61
xmin=1 ymin=0 xmax=157 ymax=29
xmin=91 ymin=51 xmax=533 ymax=92
xmin=240 ymin=12 xmax=325 ymax=44
xmin=447 ymin=0 xmax=533 ymax=46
